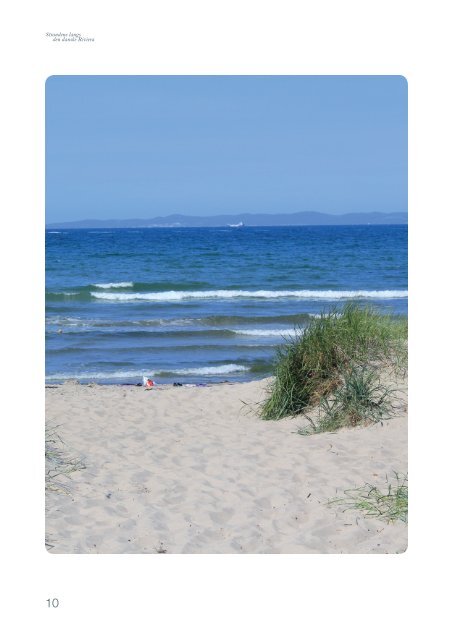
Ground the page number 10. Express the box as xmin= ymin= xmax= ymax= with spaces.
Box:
xmin=47 ymin=598 xmax=60 ymax=608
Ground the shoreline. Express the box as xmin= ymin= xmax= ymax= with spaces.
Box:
xmin=46 ymin=376 xmax=407 ymax=553
xmin=45 ymin=378 xmax=258 ymax=388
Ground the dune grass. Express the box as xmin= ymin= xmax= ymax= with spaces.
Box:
xmin=328 ymin=472 xmax=408 ymax=523
xmin=261 ymin=304 xmax=407 ymax=423
xmin=45 ymin=424 xmax=85 ymax=494
xmin=299 ymin=365 xmax=397 ymax=433
xmin=45 ymin=424 xmax=85 ymax=550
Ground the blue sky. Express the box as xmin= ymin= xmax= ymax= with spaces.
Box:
xmin=46 ymin=76 xmax=407 ymax=222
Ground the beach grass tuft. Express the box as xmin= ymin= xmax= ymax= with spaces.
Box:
xmin=261 ymin=303 xmax=407 ymax=423
xmin=328 ymin=472 xmax=408 ymax=523
xmin=45 ymin=424 xmax=85 ymax=494
xmin=299 ymin=365 xmax=396 ymax=433
xmin=45 ymin=424 xmax=85 ymax=550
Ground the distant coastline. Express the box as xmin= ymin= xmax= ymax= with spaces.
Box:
xmin=46 ymin=211 xmax=408 ymax=229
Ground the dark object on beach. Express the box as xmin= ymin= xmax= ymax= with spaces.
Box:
xmin=173 ymin=382 xmax=183 ymax=386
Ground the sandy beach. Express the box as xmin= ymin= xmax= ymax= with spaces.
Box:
xmin=45 ymin=377 xmax=407 ymax=554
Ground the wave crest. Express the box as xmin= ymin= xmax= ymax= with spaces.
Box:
xmin=45 ymin=363 xmax=250 ymax=381
xmin=91 ymin=289 xmax=408 ymax=302
xmin=93 ymin=282 xmax=134 ymax=289
xmin=233 ymin=329 xmax=300 ymax=337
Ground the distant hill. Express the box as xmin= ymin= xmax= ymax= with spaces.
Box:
xmin=46 ymin=211 xmax=408 ymax=229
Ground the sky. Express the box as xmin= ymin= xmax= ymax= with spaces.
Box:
xmin=46 ymin=76 xmax=407 ymax=222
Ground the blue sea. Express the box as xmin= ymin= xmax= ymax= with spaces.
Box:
xmin=45 ymin=225 xmax=408 ymax=384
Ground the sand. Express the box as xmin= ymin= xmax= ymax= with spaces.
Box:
xmin=45 ymin=377 xmax=407 ymax=554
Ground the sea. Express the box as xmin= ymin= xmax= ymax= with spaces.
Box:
xmin=45 ymin=225 xmax=408 ymax=384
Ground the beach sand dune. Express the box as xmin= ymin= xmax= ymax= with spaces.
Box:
xmin=46 ymin=378 xmax=407 ymax=553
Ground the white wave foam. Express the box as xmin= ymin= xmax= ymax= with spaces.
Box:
xmin=46 ymin=370 xmax=148 ymax=381
xmin=157 ymin=318 xmax=196 ymax=326
xmin=233 ymin=329 xmax=300 ymax=337
xmin=309 ymin=312 xmax=343 ymax=318
xmin=169 ymin=364 xmax=249 ymax=375
xmin=46 ymin=364 xmax=249 ymax=381
xmin=93 ymin=282 xmax=134 ymax=289
xmin=46 ymin=316 xmax=89 ymax=327
xmin=45 ymin=316 xmax=199 ymax=328
xmin=91 ymin=289 xmax=408 ymax=302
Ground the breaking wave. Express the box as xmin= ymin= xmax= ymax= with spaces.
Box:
xmin=93 ymin=282 xmax=134 ymax=289
xmin=45 ymin=363 xmax=250 ymax=382
xmin=91 ymin=289 xmax=408 ymax=302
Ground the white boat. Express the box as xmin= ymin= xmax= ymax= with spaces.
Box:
xmin=228 ymin=221 xmax=244 ymax=228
